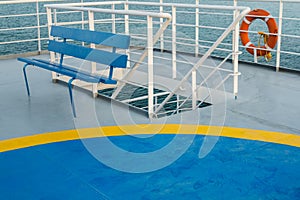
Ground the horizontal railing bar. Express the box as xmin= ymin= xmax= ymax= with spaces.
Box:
xmin=0 ymin=13 xmax=40 ymax=18
xmin=45 ymin=1 xmax=250 ymax=12
xmin=45 ymin=1 xmax=125 ymax=7
xmin=0 ymin=38 xmax=48 ymax=45
xmin=129 ymin=51 xmax=234 ymax=73
xmin=162 ymin=39 xmax=233 ymax=52
xmin=125 ymin=1 xmax=250 ymax=11
xmin=281 ymin=17 xmax=300 ymax=21
xmin=54 ymin=18 xmax=124 ymax=26
xmin=162 ymin=35 xmax=233 ymax=47
xmin=127 ymin=21 xmax=162 ymax=25
xmin=173 ymin=10 xmax=233 ymax=16
xmin=174 ymin=23 xmax=227 ymax=31
xmin=0 ymin=10 xmax=82 ymax=19
xmin=240 ymin=30 xmax=280 ymax=37
xmin=244 ymin=14 xmax=300 ymax=21
xmin=281 ymin=33 xmax=300 ymax=39
xmin=0 ymin=25 xmax=47 ymax=32
xmin=275 ymin=50 xmax=300 ymax=56
xmin=128 ymin=18 xmax=162 ymax=23
xmin=149 ymin=10 xmax=233 ymax=16
xmin=45 ymin=4 xmax=172 ymax=19
xmin=125 ymin=20 xmax=300 ymax=41
xmin=45 ymin=1 xmax=248 ymax=15
xmin=245 ymin=14 xmax=279 ymax=19
xmin=0 ymin=0 xmax=60 ymax=5
xmin=130 ymin=37 xmax=281 ymax=56
xmin=235 ymin=0 xmax=300 ymax=2
xmin=51 ymin=10 xmax=83 ymax=15
xmin=54 ymin=21 xmax=87 ymax=26
xmin=197 ymin=11 xmax=233 ymax=16
xmin=239 ymin=45 xmax=278 ymax=52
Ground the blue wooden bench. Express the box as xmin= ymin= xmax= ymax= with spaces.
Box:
xmin=18 ymin=26 xmax=130 ymax=117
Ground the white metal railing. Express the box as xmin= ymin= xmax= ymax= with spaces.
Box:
xmin=151 ymin=3 xmax=249 ymax=115
xmin=45 ymin=1 xmax=173 ymax=117
xmin=235 ymin=0 xmax=300 ymax=71
xmin=0 ymin=0 xmax=62 ymax=54
xmin=1 ymin=0 xmax=300 ymax=72
xmin=43 ymin=1 xmax=249 ymax=118
xmin=138 ymin=0 xmax=300 ymax=72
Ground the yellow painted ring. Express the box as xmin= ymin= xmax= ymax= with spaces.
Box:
xmin=1 ymin=124 xmax=300 ymax=153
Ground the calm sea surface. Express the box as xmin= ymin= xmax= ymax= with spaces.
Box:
xmin=0 ymin=0 xmax=299 ymax=70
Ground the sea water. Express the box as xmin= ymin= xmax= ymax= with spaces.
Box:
xmin=0 ymin=0 xmax=299 ymax=70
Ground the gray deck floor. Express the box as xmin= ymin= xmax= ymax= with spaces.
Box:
xmin=1 ymin=54 xmax=300 ymax=140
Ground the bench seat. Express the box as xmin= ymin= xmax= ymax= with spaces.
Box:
xmin=18 ymin=26 xmax=130 ymax=117
xmin=17 ymin=58 xmax=117 ymax=84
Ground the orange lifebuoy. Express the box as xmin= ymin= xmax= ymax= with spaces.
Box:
xmin=240 ymin=9 xmax=278 ymax=56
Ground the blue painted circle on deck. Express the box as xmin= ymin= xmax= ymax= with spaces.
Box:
xmin=0 ymin=134 xmax=300 ymax=199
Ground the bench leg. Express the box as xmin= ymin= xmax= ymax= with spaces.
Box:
xmin=68 ymin=77 xmax=76 ymax=117
xmin=23 ymin=64 xmax=31 ymax=96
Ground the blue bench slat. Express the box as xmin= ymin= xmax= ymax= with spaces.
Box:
xmin=32 ymin=58 xmax=107 ymax=80
xmin=18 ymin=57 xmax=100 ymax=83
xmin=17 ymin=57 xmax=117 ymax=84
xmin=18 ymin=26 xmax=129 ymax=117
xmin=51 ymin=26 xmax=130 ymax=49
xmin=48 ymin=40 xmax=128 ymax=68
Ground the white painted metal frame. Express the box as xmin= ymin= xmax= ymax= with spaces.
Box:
xmin=45 ymin=1 xmax=172 ymax=118
xmin=276 ymin=0 xmax=284 ymax=72
xmin=44 ymin=1 xmax=249 ymax=118
xmin=155 ymin=5 xmax=250 ymax=115
xmin=172 ymin=6 xmax=177 ymax=79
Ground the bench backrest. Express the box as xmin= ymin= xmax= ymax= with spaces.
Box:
xmin=49 ymin=26 xmax=130 ymax=68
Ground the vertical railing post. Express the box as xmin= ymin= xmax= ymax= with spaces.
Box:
xmin=81 ymin=0 xmax=84 ymax=30
xmin=193 ymin=0 xmax=202 ymax=108
xmin=124 ymin=2 xmax=129 ymax=35
xmin=88 ymin=10 xmax=95 ymax=32
xmin=232 ymin=0 xmax=237 ymax=62
xmin=124 ymin=2 xmax=130 ymax=72
xmin=192 ymin=69 xmax=197 ymax=110
xmin=195 ymin=0 xmax=199 ymax=57
xmin=81 ymin=0 xmax=85 ymax=47
xmin=276 ymin=0 xmax=283 ymax=72
xmin=233 ymin=8 xmax=240 ymax=99
xmin=36 ymin=1 xmax=41 ymax=53
xmin=194 ymin=0 xmax=200 ymax=106
xmin=176 ymin=95 xmax=179 ymax=114
xmin=53 ymin=9 xmax=58 ymax=63
xmin=46 ymin=7 xmax=53 ymax=55
xmin=46 ymin=7 xmax=57 ymax=82
xmin=112 ymin=3 xmax=116 ymax=33
xmin=254 ymin=48 xmax=258 ymax=63
xmin=53 ymin=9 xmax=57 ymax=25
xmin=172 ymin=6 xmax=177 ymax=79
xmin=159 ymin=0 xmax=164 ymax=52
xmin=147 ymin=16 xmax=154 ymax=118
xmin=88 ymin=10 xmax=98 ymax=98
